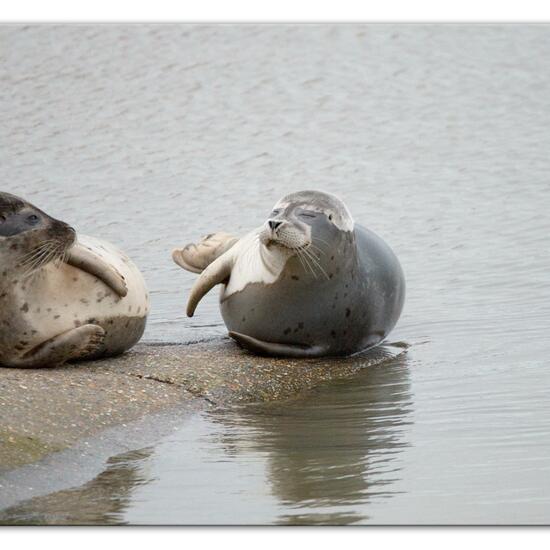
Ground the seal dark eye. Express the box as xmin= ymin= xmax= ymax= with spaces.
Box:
xmin=27 ymin=214 xmax=39 ymax=225
xmin=328 ymin=214 xmax=333 ymax=221
xmin=298 ymin=210 xmax=317 ymax=219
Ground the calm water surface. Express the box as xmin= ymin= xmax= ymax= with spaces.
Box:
xmin=1 ymin=24 xmax=550 ymax=524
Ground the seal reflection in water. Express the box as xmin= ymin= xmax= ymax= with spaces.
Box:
xmin=173 ymin=190 xmax=405 ymax=357
xmin=0 ymin=192 xmax=149 ymax=368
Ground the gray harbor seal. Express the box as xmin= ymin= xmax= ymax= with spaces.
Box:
xmin=0 ymin=192 xmax=149 ymax=368
xmin=172 ymin=190 xmax=405 ymax=357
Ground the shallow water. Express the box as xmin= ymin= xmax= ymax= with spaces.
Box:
xmin=1 ymin=24 xmax=550 ymax=524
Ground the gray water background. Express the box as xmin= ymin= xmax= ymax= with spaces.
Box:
xmin=1 ymin=24 xmax=550 ymax=524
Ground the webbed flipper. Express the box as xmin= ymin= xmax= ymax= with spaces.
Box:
xmin=228 ymin=331 xmax=327 ymax=358
xmin=3 ymin=324 xmax=105 ymax=368
xmin=66 ymin=243 xmax=128 ymax=297
xmin=172 ymin=232 xmax=239 ymax=274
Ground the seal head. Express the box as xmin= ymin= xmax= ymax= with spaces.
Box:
xmin=257 ymin=189 xmax=354 ymax=282
xmin=0 ymin=192 xmax=76 ymax=275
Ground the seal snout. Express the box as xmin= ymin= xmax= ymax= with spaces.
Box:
xmin=268 ymin=219 xmax=283 ymax=232
xmin=260 ymin=217 xmax=311 ymax=252
xmin=47 ymin=219 xmax=77 ymax=248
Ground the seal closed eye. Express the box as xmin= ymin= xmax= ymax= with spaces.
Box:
xmin=0 ymin=192 xmax=150 ymax=368
xmin=172 ymin=189 xmax=405 ymax=357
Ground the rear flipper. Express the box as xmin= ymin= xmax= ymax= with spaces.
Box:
xmin=228 ymin=331 xmax=327 ymax=358
xmin=172 ymin=232 xmax=239 ymax=274
xmin=2 ymin=325 xmax=105 ymax=368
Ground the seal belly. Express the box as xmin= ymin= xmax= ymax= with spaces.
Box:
xmin=12 ymin=235 xmax=149 ymax=360
xmin=220 ymin=255 xmax=364 ymax=356
xmin=220 ymin=225 xmax=405 ymax=357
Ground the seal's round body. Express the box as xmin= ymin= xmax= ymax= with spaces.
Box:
xmin=0 ymin=192 xmax=149 ymax=368
xmin=173 ymin=190 xmax=405 ymax=357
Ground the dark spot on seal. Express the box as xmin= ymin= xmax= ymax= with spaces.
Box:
xmin=330 ymin=256 xmax=334 ymax=261
xmin=329 ymin=273 xmax=333 ymax=279
xmin=10 ymin=244 xmax=18 ymax=250
xmin=73 ymin=277 xmax=78 ymax=282
xmin=283 ymin=327 xmax=291 ymax=335
xmin=331 ymin=330 xmax=336 ymax=337
xmin=241 ymin=316 xmax=246 ymax=322
xmin=346 ymin=308 xmax=351 ymax=317
xmin=20 ymin=303 xmax=29 ymax=313
xmin=298 ymin=322 xmax=304 ymax=329
xmin=291 ymin=275 xmax=299 ymax=281
xmin=54 ymin=315 xmax=60 ymax=319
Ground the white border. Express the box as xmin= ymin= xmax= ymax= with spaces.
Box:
xmin=2 ymin=528 xmax=550 ymax=549
xmin=2 ymin=2 xmax=550 ymax=544
xmin=1 ymin=1 xmax=550 ymax=22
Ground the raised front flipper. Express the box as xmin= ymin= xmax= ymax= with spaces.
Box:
xmin=2 ymin=325 xmax=105 ymax=368
xmin=228 ymin=331 xmax=328 ymax=358
xmin=172 ymin=232 xmax=239 ymax=274
xmin=186 ymin=253 xmax=233 ymax=317
xmin=66 ymin=243 xmax=128 ymax=297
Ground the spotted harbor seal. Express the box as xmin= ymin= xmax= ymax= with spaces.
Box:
xmin=0 ymin=192 xmax=149 ymax=368
xmin=172 ymin=190 xmax=405 ymax=357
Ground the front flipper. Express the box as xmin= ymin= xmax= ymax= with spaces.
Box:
xmin=228 ymin=331 xmax=327 ymax=358
xmin=66 ymin=243 xmax=128 ymax=298
xmin=172 ymin=232 xmax=239 ymax=274
xmin=186 ymin=253 xmax=233 ymax=317
xmin=2 ymin=325 xmax=105 ymax=368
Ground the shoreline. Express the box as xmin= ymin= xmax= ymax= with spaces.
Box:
xmin=0 ymin=338 xmax=406 ymax=510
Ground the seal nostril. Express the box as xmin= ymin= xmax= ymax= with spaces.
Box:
xmin=268 ymin=220 xmax=283 ymax=231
